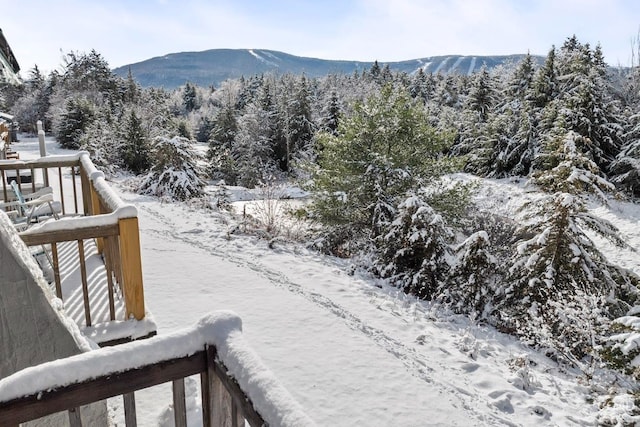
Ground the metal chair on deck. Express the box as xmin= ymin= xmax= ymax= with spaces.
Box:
xmin=4 ymin=181 xmax=61 ymax=230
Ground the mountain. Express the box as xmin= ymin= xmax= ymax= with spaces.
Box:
xmin=113 ymin=48 xmax=540 ymax=89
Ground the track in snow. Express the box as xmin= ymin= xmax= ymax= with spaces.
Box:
xmin=135 ymin=200 xmax=517 ymax=425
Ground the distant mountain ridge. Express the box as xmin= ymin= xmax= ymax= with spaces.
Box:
xmin=113 ymin=48 xmax=540 ymax=89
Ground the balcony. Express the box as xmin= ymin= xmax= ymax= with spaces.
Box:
xmin=0 ymin=150 xmax=314 ymax=425
xmin=0 ymin=151 xmax=156 ymax=345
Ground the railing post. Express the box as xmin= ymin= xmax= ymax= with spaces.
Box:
xmin=37 ymin=120 xmax=49 ymax=186
xmin=118 ymin=217 xmax=145 ymax=320
xmin=89 ymin=178 xmax=106 ymax=253
xmin=79 ymin=166 xmax=91 ymax=215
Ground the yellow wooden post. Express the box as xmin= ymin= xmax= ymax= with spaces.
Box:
xmin=118 ymin=217 xmax=145 ymax=320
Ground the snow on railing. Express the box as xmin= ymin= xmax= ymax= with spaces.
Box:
xmin=0 ymin=311 xmax=315 ymax=427
xmin=79 ymin=152 xmax=137 ymax=217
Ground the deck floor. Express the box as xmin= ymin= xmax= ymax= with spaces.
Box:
xmin=34 ymin=239 xmax=156 ymax=346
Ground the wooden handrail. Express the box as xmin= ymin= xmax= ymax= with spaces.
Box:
xmin=4 ymin=152 xmax=147 ymax=324
xmin=0 ymin=312 xmax=314 ymax=426
xmin=0 ymin=348 xmax=264 ymax=426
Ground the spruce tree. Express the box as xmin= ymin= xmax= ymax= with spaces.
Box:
xmin=466 ymin=65 xmax=494 ymax=123
xmin=496 ymin=192 xmax=637 ymax=362
xmin=183 ymin=82 xmax=198 ymax=112
xmin=138 ymin=135 xmax=206 ymax=201
xmin=56 ymin=97 xmax=95 ymax=149
xmin=443 ymin=230 xmax=499 ymax=316
xmin=375 ymin=194 xmax=452 ymax=300
xmin=120 ymin=109 xmax=151 ymax=174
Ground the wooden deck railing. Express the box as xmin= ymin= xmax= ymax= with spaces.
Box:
xmin=0 ymin=312 xmax=314 ymax=427
xmin=0 ymin=152 xmax=146 ymax=325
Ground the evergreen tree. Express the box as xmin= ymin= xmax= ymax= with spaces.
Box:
xmin=232 ymin=101 xmax=277 ymax=187
xmin=466 ymin=65 xmax=494 ymax=122
xmin=507 ymin=53 xmax=535 ymax=103
xmin=534 ymin=131 xmax=616 ymax=201
xmin=78 ymin=110 xmax=121 ymax=176
xmin=609 ymin=114 xmax=640 ymax=197
xmin=138 ymin=135 xmax=206 ymax=201
xmin=124 ymin=67 xmax=140 ymax=103
xmin=310 ymin=86 xmax=459 ymax=249
xmin=553 ymin=37 xmax=623 ymax=171
xmin=496 ymin=192 xmax=637 ymax=362
xmin=208 ymin=105 xmax=237 ymax=154
xmin=443 ymin=231 xmax=499 ymax=316
xmin=531 ymin=47 xmax=557 ymax=109
xmin=320 ymin=90 xmax=340 ymax=135
xmin=374 ymin=194 xmax=452 ymax=300
xmin=183 ymin=82 xmax=198 ymax=112
xmin=56 ymin=97 xmax=95 ymax=149
xmin=195 ymin=116 xmax=215 ymax=143
xmin=120 ymin=110 xmax=151 ymax=174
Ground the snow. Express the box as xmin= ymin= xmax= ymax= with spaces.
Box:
xmin=247 ymin=49 xmax=280 ymax=68
xmin=6 ymin=137 xmax=640 ymax=425
xmin=0 ymin=311 xmax=314 ymax=427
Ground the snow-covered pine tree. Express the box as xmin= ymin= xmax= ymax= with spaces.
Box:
xmin=319 ymin=89 xmax=341 ymax=135
xmin=432 ymin=74 xmax=462 ymax=108
xmin=553 ymin=38 xmax=623 ymax=171
xmin=603 ymin=306 xmax=640 ymax=381
xmin=375 ymin=194 xmax=452 ymax=300
xmin=78 ymin=111 xmax=121 ymax=176
xmin=277 ymin=74 xmax=315 ymax=173
xmin=496 ymin=192 xmax=637 ymax=362
xmin=138 ymin=135 xmax=206 ymax=201
xmin=182 ymin=82 xmax=198 ymax=113
xmin=408 ymin=68 xmax=435 ymax=104
xmin=507 ymin=53 xmax=535 ymax=103
xmin=232 ymin=101 xmax=277 ymax=188
xmin=610 ymin=113 xmax=640 ymax=197
xmin=56 ymin=97 xmax=95 ymax=149
xmin=207 ymin=104 xmax=238 ymax=184
xmin=534 ymin=130 xmax=616 ymax=202
xmin=466 ymin=65 xmax=495 ymax=123
xmin=443 ymin=230 xmax=499 ymax=316
xmin=120 ymin=109 xmax=151 ymax=174
xmin=531 ymin=47 xmax=557 ymax=110
xmin=489 ymin=54 xmax=538 ymax=177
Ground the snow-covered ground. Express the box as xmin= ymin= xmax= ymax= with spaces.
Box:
xmin=11 ymin=135 xmax=640 ymax=426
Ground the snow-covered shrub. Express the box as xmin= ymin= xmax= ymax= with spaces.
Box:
xmin=211 ymin=184 xmax=231 ymax=211
xmin=251 ymin=181 xmax=286 ymax=237
xmin=443 ymin=231 xmax=499 ymax=317
xmin=138 ymin=135 xmax=206 ymax=201
xmin=603 ymin=308 xmax=640 ymax=380
xmin=374 ymin=194 xmax=452 ymax=300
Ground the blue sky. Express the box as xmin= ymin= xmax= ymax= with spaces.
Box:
xmin=2 ymin=0 xmax=639 ymax=76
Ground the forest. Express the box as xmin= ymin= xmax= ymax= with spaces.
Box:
xmin=2 ymin=35 xmax=640 ymax=416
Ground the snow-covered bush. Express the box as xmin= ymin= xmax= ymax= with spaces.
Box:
xmin=443 ymin=231 xmax=499 ymax=317
xmin=374 ymin=194 xmax=452 ymax=300
xmin=138 ymin=135 xmax=206 ymax=201
xmin=603 ymin=308 xmax=640 ymax=380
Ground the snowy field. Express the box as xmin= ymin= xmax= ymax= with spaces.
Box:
xmin=12 ymin=135 xmax=640 ymax=426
